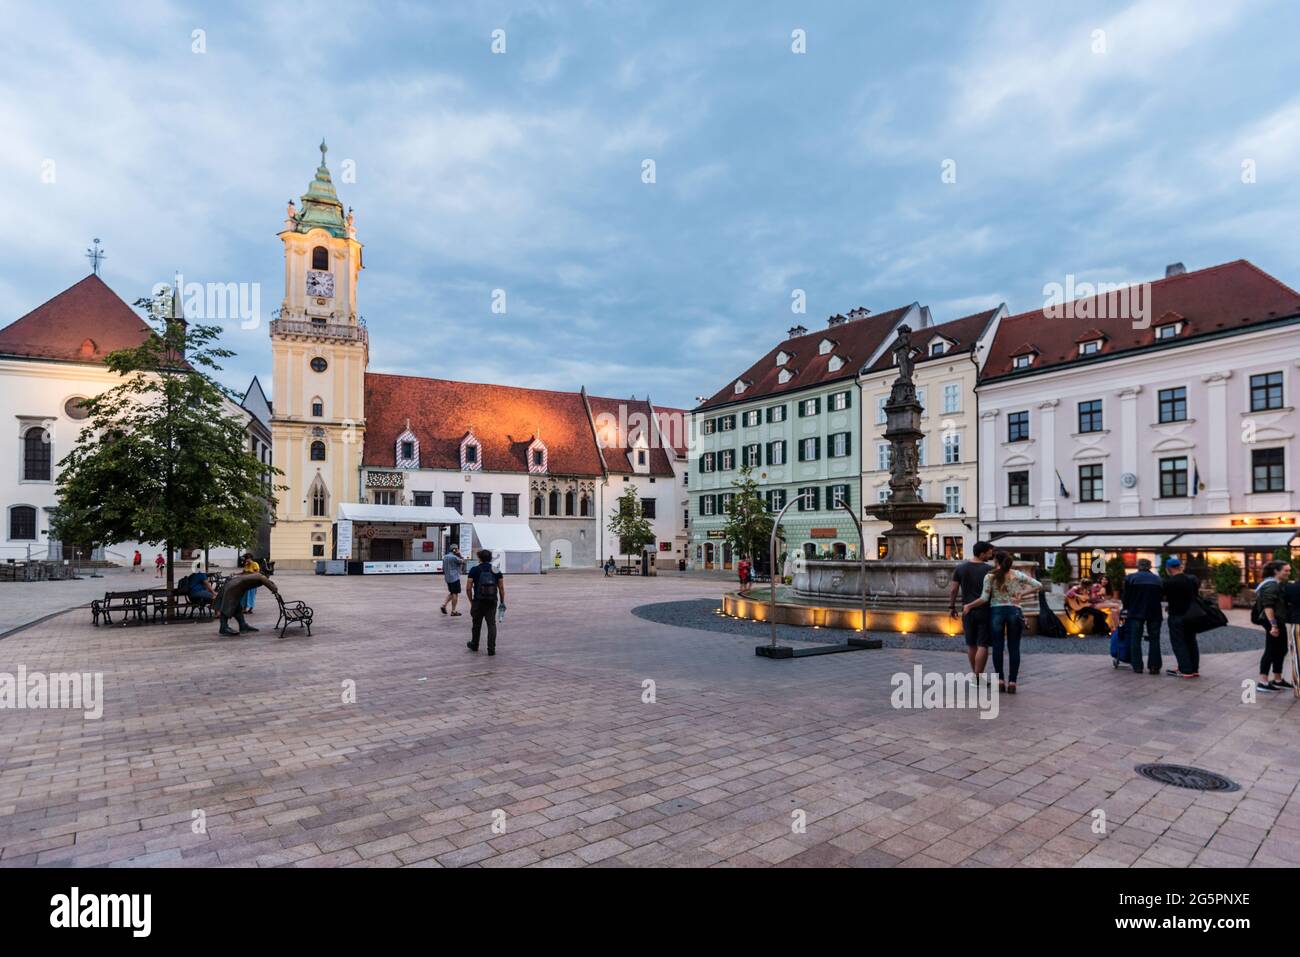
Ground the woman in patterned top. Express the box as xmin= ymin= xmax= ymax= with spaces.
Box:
xmin=963 ymin=550 xmax=1043 ymax=694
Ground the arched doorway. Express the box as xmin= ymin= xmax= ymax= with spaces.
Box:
xmin=722 ymin=542 xmax=733 ymax=570
xmin=552 ymin=538 xmax=573 ymax=568
xmin=703 ymin=542 xmax=715 ymax=569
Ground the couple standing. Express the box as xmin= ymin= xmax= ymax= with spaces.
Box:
xmin=440 ymin=545 xmax=507 ymax=655
xmin=950 ymin=541 xmax=1043 ymax=694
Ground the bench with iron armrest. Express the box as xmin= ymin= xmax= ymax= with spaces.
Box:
xmin=90 ymin=590 xmax=154 ymax=626
xmin=273 ymin=591 xmax=313 ymax=638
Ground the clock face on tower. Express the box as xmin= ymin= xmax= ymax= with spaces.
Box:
xmin=306 ymin=270 xmax=335 ymax=298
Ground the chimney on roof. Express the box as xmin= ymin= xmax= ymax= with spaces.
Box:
xmin=1165 ymin=262 xmax=1186 ymax=278
xmin=787 ymin=323 xmax=807 ymax=338
xmin=846 ymin=306 xmax=870 ymax=320
xmin=827 ymin=313 xmax=847 ymax=327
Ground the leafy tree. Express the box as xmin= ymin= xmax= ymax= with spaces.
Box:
xmin=607 ymin=485 xmax=655 ymax=567
xmin=51 ymin=287 xmax=281 ymax=618
xmin=722 ymin=466 xmax=773 ymax=564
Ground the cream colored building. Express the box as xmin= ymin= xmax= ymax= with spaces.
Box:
xmin=859 ymin=306 xmax=1005 ymax=561
xmin=269 ymin=142 xmax=368 ymax=569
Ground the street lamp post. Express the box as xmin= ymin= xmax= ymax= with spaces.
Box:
xmin=836 ymin=498 xmax=868 ymax=634
xmin=768 ymin=492 xmax=810 ymax=649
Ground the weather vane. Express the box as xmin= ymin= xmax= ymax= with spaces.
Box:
xmin=85 ymin=238 xmax=106 ymax=276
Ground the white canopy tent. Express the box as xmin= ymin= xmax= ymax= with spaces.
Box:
xmin=472 ymin=522 xmax=542 ymax=574
xmin=336 ymin=503 xmax=464 ymax=525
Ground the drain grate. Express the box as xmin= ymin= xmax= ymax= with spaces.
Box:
xmin=1135 ymin=763 xmax=1240 ymax=792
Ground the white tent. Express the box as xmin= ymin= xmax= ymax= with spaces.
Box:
xmin=473 ymin=522 xmax=542 ymax=574
xmin=336 ymin=502 xmax=463 ymax=525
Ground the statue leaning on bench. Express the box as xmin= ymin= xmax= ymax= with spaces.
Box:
xmin=217 ymin=571 xmax=279 ymax=637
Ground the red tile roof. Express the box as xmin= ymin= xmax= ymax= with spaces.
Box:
xmin=0 ymin=274 xmax=154 ymax=362
xmin=363 ymin=373 xmax=605 ymax=475
xmin=696 ymin=305 xmax=914 ymax=411
xmin=983 ymin=260 xmax=1300 ymax=379
xmin=864 ymin=307 xmax=999 ymax=373
xmin=587 ymin=395 xmax=676 ymax=475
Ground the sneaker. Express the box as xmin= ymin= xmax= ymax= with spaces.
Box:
xmin=1273 ymin=678 xmax=1295 ymax=689
xmin=1267 ymin=681 xmax=1290 ymax=691
xmin=1257 ymin=681 xmax=1279 ymax=692
xmin=1181 ymin=672 xmax=1199 ymax=679
xmin=1166 ymin=669 xmax=1182 ymax=677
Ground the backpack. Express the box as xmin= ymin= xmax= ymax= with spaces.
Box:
xmin=177 ymin=574 xmax=192 ymax=594
xmin=1251 ymin=581 xmax=1275 ymax=626
xmin=474 ymin=566 xmax=499 ymax=601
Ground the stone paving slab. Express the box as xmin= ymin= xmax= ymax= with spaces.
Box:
xmin=1 ymin=570 xmax=1297 ymax=868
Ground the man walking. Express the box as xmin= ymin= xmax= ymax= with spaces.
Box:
xmin=1162 ymin=557 xmax=1200 ymax=678
xmin=1122 ymin=558 xmax=1165 ymax=675
xmin=132 ymin=549 xmax=142 ymax=573
xmin=949 ymin=541 xmax=995 ymax=681
xmin=440 ymin=544 xmax=465 ymax=616
xmin=1255 ymin=560 xmax=1293 ymax=693
xmin=466 ymin=549 xmax=506 ymax=656
xmin=217 ymin=569 xmax=279 ymax=636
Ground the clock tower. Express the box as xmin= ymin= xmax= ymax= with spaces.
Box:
xmin=269 ymin=141 xmax=368 ymax=568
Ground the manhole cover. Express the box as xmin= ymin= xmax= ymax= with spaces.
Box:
xmin=1135 ymin=763 xmax=1240 ymax=792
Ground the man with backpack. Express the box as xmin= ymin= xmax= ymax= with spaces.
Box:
xmin=1254 ymin=561 xmax=1292 ymax=693
xmin=466 ymin=549 xmax=506 ymax=656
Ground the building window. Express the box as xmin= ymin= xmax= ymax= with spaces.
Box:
xmin=641 ymin=498 xmax=657 ymax=519
xmin=766 ymin=405 xmax=786 ymax=423
xmin=311 ymin=399 xmax=323 ymax=417
xmin=1013 ymin=354 xmax=1032 ymax=369
xmin=799 ymin=437 xmax=820 ymax=462
xmin=942 ymin=383 xmax=960 ymax=414
xmin=311 ymin=246 xmax=329 ymax=270
xmin=930 ymin=341 xmax=945 ymax=356
xmin=799 ymin=397 xmax=820 ymax=417
xmin=877 ymin=442 xmax=892 ymax=472
xmin=701 ymin=495 xmax=715 ymax=516
xmin=720 ymin=449 xmax=735 ymax=470
xmin=548 ymin=489 xmax=560 ymax=515
xmin=1157 ymin=386 xmax=1187 ymax=423
xmin=943 ymin=433 xmax=960 ymax=464
xmin=310 ymin=478 xmax=328 ymax=517
xmin=565 ymin=489 xmax=576 ymax=516
xmin=744 ymin=443 xmax=761 ymax=467
xmin=1079 ymin=339 xmax=1101 ymax=355
xmin=310 ymin=357 xmax=328 ymax=373
xmin=1250 ymin=371 xmax=1284 ymax=412
xmin=829 ymin=432 xmax=850 ymax=458
xmin=767 ymin=441 xmax=786 ymax=466
xmin=719 ymin=415 xmax=735 ymax=432
xmin=701 ymin=452 xmax=715 ymax=473
xmin=1078 ymin=399 xmax=1103 ymax=433
xmin=433 ymin=492 xmax=457 ymax=515
xmin=767 ymin=488 xmax=786 ymax=511
xmin=702 ymin=419 xmax=715 ymax=435
xmin=413 ymin=492 xmax=432 ymax=507
xmin=877 ymin=537 xmax=889 ymax=559
xmin=944 ymin=484 xmax=961 ymax=513
xmin=474 ymin=493 xmax=492 ymax=516
xmin=532 ymin=494 xmax=543 ymax=516
xmin=532 ymin=449 xmax=544 ymax=467
xmin=310 ymin=440 xmax=326 ymax=461
xmin=830 ymin=391 xmax=851 ymax=412
xmin=580 ymin=494 xmax=591 ymax=517
xmin=464 ymin=444 xmax=478 ymax=465
xmin=876 ymin=396 xmax=888 ymax=424
xmin=1156 ymin=323 xmax=1180 ymax=340
xmin=943 ymin=536 xmax=964 ymax=560
xmin=401 ymin=440 xmax=415 ymax=461
xmin=65 ymin=397 xmax=90 ymax=420
xmin=828 ymin=484 xmax=849 ymax=509
xmin=372 ymin=490 xmax=397 ymax=505
xmin=1079 ymin=463 xmax=1104 ymax=502
xmin=743 ymin=409 xmax=761 ymax=427
xmin=8 ymin=505 xmax=36 ymax=540
xmin=1159 ymin=456 xmax=1189 ymax=498
xmin=502 ymin=493 xmax=520 ymax=517
xmin=1007 ymin=411 xmax=1029 ymax=442
xmin=1008 ymin=470 xmax=1030 ymax=507
xmin=1252 ymin=448 xmax=1285 ymax=493
xmin=797 ymin=487 xmax=819 ymax=511
xmin=877 ymin=487 xmax=889 ymax=503
xmin=22 ymin=426 xmax=51 ymax=481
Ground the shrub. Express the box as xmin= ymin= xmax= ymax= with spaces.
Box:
xmin=1210 ymin=559 xmax=1242 ymax=597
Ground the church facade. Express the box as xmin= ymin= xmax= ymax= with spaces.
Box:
xmin=268 ymin=145 xmax=689 ymax=571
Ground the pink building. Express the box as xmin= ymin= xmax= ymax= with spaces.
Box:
xmin=976 ymin=260 xmax=1299 ymax=585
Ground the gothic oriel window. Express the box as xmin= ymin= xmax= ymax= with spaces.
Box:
xmin=565 ymin=489 xmax=576 ymax=516
xmin=309 ymin=477 xmax=328 ymax=517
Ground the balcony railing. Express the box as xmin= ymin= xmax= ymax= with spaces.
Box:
xmin=270 ymin=318 xmax=368 ymax=343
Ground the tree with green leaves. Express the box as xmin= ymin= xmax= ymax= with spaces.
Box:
xmin=607 ymin=484 xmax=655 ymax=567
xmin=722 ymin=466 xmax=774 ymax=565
xmin=51 ymin=286 xmax=281 ymax=618
xmin=1049 ymin=551 xmax=1073 ymax=587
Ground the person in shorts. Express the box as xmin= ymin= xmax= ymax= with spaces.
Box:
xmin=440 ymin=544 xmax=465 ymax=616
xmin=949 ymin=541 xmax=995 ymax=679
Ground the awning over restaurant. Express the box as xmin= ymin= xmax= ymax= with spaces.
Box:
xmin=1066 ymin=534 xmax=1176 ymax=549
xmin=987 ymin=533 xmax=1079 ymax=550
xmin=336 ymin=502 xmax=464 ymax=525
xmin=1165 ymin=529 xmax=1298 ymax=549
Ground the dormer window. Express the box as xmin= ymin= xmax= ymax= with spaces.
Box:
xmin=526 ymin=437 xmax=548 ymax=473
xmin=1013 ymin=354 xmax=1033 ymax=369
xmin=818 ymin=338 xmax=835 ymax=356
xmin=776 ymin=350 xmax=791 ymax=366
xmin=395 ymin=424 xmax=420 ymax=469
xmin=778 ymin=368 xmax=794 ymax=384
xmin=734 ymin=379 xmax=748 ymax=395
xmin=929 ymin=340 xmax=946 ymax=356
xmin=827 ymin=355 xmax=844 ymax=372
xmin=1079 ymin=339 xmax=1102 ymax=355
xmin=460 ymin=431 xmax=482 ymax=471
xmin=1155 ymin=324 xmax=1179 ymax=340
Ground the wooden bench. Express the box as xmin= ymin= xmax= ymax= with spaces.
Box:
xmin=273 ymin=592 xmax=313 ymax=639
xmin=91 ymin=590 xmax=155 ymax=626
xmin=615 ymin=565 xmax=636 ymax=576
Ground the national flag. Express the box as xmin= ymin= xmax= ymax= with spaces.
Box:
xmin=1191 ymin=457 xmax=1200 ymax=497
xmin=1056 ymin=469 xmax=1070 ymax=498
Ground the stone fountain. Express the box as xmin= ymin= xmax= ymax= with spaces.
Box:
xmin=790 ymin=324 xmax=958 ymax=623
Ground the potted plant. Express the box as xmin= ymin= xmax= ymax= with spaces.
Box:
xmin=1104 ymin=555 xmax=1127 ymax=598
xmin=1049 ymin=552 xmax=1072 ymax=594
xmin=1210 ymin=559 xmax=1242 ymax=610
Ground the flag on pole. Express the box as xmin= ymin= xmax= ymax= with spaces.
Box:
xmin=1056 ymin=469 xmax=1070 ymax=498
xmin=1191 ymin=457 xmax=1200 ymax=497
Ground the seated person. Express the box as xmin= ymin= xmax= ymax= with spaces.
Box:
xmin=1065 ymin=579 xmax=1112 ymax=635
xmin=187 ymin=569 xmax=217 ymax=608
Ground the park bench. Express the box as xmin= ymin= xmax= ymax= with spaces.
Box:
xmin=615 ymin=565 xmax=636 ymax=576
xmin=273 ymin=591 xmax=313 ymax=639
xmin=91 ymin=590 xmax=156 ymax=626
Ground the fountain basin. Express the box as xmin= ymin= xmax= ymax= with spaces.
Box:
xmin=794 ymin=558 xmax=958 ymax=610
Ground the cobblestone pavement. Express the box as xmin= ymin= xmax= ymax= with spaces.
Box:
xmin=0 ymin=568 xmax=150 ymax=635
xmin=1 ymin=570 xmax=1298 ymax=868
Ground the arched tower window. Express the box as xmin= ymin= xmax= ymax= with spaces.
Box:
xmin=23 ymin=426 xmax=51 ymax=481
xmin=565 ymin=489 xmax=576 ymax=516
xmin=312 ymin=246 xmax=329 ymax=270
xmin=548 ymin=489 xmax=560 ymax=515
xmin=310 ymin=440 xmax=326 ymax=461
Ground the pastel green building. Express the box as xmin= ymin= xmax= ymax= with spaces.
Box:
xmin=690 ymin=304 xmax=926 ymax=571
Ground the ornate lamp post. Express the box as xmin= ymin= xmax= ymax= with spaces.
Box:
xmin=836 ymin=498 xmax=867 ymax=634
xmin=767 ymin=491 xmax=811 ymax=649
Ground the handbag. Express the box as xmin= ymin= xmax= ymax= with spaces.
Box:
xmin=1184 ymin=595 xmax=1227 ymax=633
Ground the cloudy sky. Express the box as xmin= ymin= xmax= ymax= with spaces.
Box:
xmin=3 ymin=0 xmax=1298 ymax=409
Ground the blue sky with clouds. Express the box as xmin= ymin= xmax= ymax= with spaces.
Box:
xmin=4 ymin=0 xmax=1298 ymax=408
